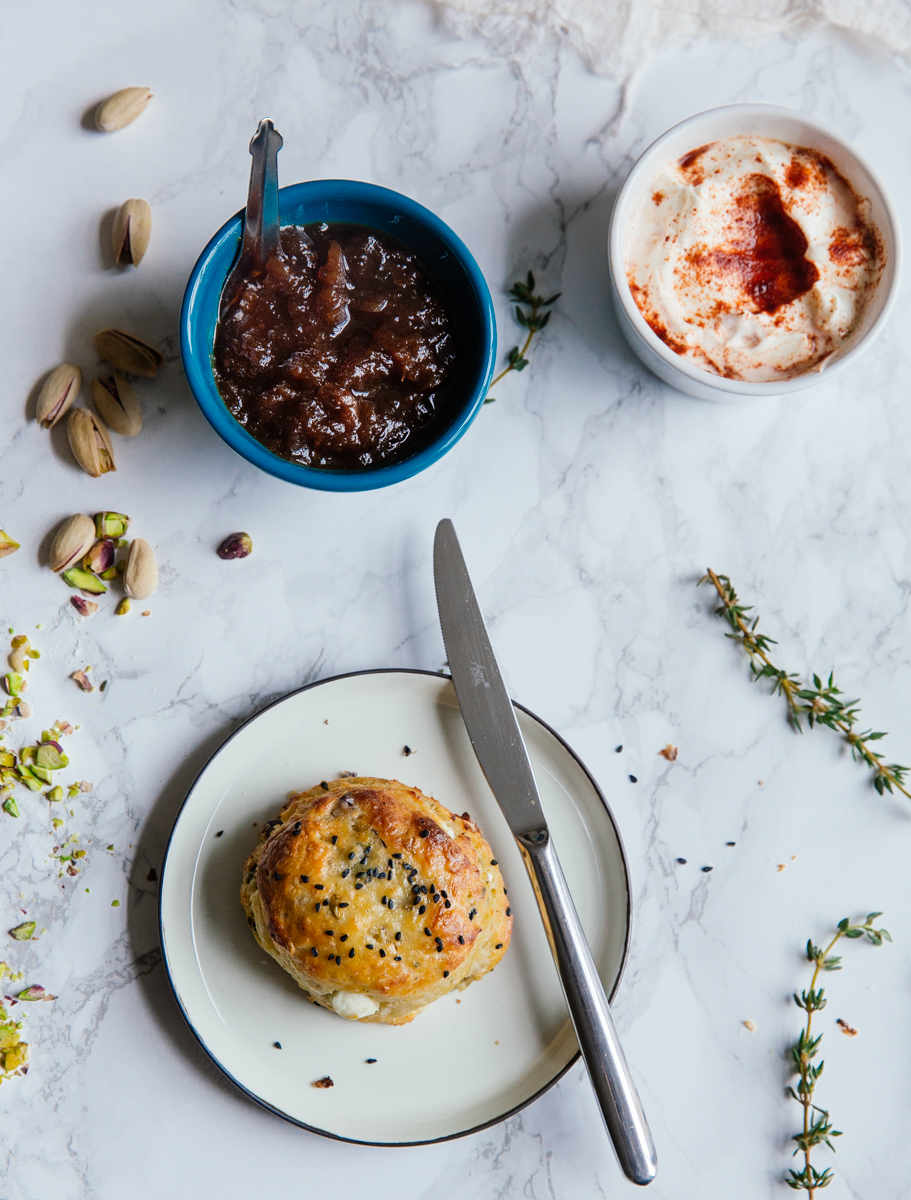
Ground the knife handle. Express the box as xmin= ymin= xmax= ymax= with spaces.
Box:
xmin=517 ymin=829 xmax=658 ymax=1186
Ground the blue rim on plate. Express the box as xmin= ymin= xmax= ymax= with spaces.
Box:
xmin=180 ymin=181 xmax=497 ymax=492
xmin=158 ymin=668 xmax=632 ymax=1146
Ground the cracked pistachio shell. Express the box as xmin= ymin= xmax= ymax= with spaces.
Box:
xmin=92 ymin=372 xmax=142 ymax=436
xmin=49 ymin=513 xmax=96 ymax=573
xmin=124 ymin=538 xmax=158 ymax=600
xmin=112 ymin=198 xmax=151 ymax=267
xmin=67 ymin=409 xmax=116 ymax=478
xmin=94 ymin=329 xmax=163 ymax=378
xmin=94 ymin=87 xmax=153 ymax=132
xmin=36 ymin=363 xmax=81 ymax=429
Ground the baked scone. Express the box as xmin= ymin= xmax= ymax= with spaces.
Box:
xmin=240 ymin=777 xmax=512 ymax=1024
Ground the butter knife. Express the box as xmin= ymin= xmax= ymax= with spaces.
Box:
xmin=433 ymin=519 xmax=657 ymax=1186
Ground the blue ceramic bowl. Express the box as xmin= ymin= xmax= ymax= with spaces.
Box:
xmin=180 ymin=180 xmax=496 ymax=491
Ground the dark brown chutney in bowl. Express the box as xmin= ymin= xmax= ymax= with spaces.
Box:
xmin=181 ymin=181 xmax=496 ymax=491
xmin=214 ymin=224 xmax=459 ymax=470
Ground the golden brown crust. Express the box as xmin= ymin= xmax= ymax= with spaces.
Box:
xmin=240 ymin=777 xmax=511 ymax=1024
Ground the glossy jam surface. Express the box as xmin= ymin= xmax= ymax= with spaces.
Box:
xmin=213 ymin=224 xmax=460 ymax=469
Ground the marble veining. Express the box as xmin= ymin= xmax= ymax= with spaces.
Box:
xmin=1 ymin=1 xmax=910 ymax=1196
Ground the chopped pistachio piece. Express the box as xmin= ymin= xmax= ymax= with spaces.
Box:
xmin=2 ymin=798 xmax=19 ymax=818
xmin=0 ymin=532 xmax=20 ymax=560
xmin=16 ymin=985 xmax=54 ymax=1001
xmin=61 ymin=567 xmax=106 ymax=595
xmin=3 ymin=674 xmax=23 ymax=699
xmin=35 ymin=742 xmax=67 ymax=771
xmin=9 ymin=922 xmax=35 ymax=941
xmin=46 ymin=786 xmax=63 ymax=803
xmin=115 ymin=598 xmax=131 ymax=616
xmin=70 ymin=670 xmax=93 ymax=693
xmin=217 ymin=531 xmax=253 ymax=560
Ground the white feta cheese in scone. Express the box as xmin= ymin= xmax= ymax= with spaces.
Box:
xmin=331 ymin=991 xmax=380 ymax=1020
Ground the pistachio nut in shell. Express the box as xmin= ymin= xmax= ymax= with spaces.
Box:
xmin=124 ymin=538 xmax=158 ymax=600
xmin=94 ymin=329 xmax=163 ymax=378
xmin=49 ymin=513 xmax=96 ymax=573
xmin=94 ymin=87 xmax=153 ymax=132
xmin=91 ymin=373 xmax=142 ymax=436
xmin=111 ymin=198 xmax=151 ymax=267
xmin=36 ymin=363 xmax=81 ymax=429
xmin=67 ymin=409 xmax=115 ymax=478
xmin=0 ymin=531 xmax=19 ymax=560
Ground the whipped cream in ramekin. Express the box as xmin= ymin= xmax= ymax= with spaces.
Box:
xmin=625 ymin=136 xmax=884 ymax=381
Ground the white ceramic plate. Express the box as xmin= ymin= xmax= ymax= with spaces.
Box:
xmin=159 ymin=669 xmax=630 ymax=1145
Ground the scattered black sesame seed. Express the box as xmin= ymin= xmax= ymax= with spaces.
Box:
xmin=335 ymin=956 xmax=342 ymax=965
xmin=506 ymin=907 xmax=511 ymax=916
xmin=388 ymin=899 xmax=395 ymax=910
xmin=393 ymin=853 xmax=403 ymax=859
xmin=420 ymin=830 xmax=429 ymax=838
xmin=443 ymin=970 xmax=449 ymax=978
xmin=348 ymin=852 xmax=355 ymax=860
xmin=215 ymin=830 xmax=224 ymax=838
xmin=339 ymin=902 xmax=349 ymax=908
xmin=349 ymin=949 xmax=355 ymax=958
xmin=418 ymin=904 xmax=426 ymax=914
xmin=615 ymin=745 xmax=623 ymax=753
xmin=503 ymin=888 xmax=508 ymax=895
xmin=726 ymin=841 xmax=736 ymax=847
xmin=366 ymin=1058 xmax=377 ymax=1064
xmin=300 ymin=875 xmax=309 ymax=883
xmin=314 ymin=883 xmax=324 ymax=890
xmin=495 ymin=943 xmax=503 ymax=949
xmin=702 ymin=865 xmax=714 ymax=873
xmin=293 ymin=822 xmax=302 ymax=834
xmin=311 ymin=947 xmax=318 ymax=957
xmin=676 ymin=858 xmax=687 ymax=865
xmin=273 ymin=871 xmax=283 ymax=880
xmin=341 ymin=869 xmax=350 ymax=878
xmin=324 ymin=930 xmax=334 ymax=936
xmin=458 ymin=935 xmax=465 ymax=944
xmin=424 ymin=928 xmax=432 ymax=936
xmin=421 ymin=885 xmax=429 ymax=895
xmin=366 ymin=943 xmax=374 ymax=949
xmin=404 ymin=745 xmax=413 ymax=756
xmin=395 ymin=931 xmax=402 ymax=941
xmin=355 ymin=883 xmax=364 ymax=890
xmin=394 ymin=955 xmax=402 ymax=962
xmin=490 ymin=859 xmax=498 ymax=866
xmin=629 ymin=775 xmax=637 ymax=783
xmin=340 ymin=934 xmax=348 ymax=942
xmin=379 ymin=949 xmax=386 ymax=957
xmin=387 ymin=859 xmax=393 ymax=867
xmin=444 ymin=900 xmax=451 ymax=908
xmin=440 ymin=889 xmax=448 ymax=898
xmin=331 ymin=835 xmax=338 ymax=845
xmin=386 ymin=871 xmax=392 ymax=880
xmin=273 ymin=1041 xmax=281 ymax=1048
xmin=315 ymin=902 xmax=321 ymax=911
xmin=320 ymin=781 xmax=329 ymax=790
xmin=382 ymin=896 xmax=388 ymax=906
xmin=469 ymin=909 xmax=476 ymax=920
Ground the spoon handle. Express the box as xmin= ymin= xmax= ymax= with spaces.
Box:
xmin=242 ymin=118 xmax=284 ymax=266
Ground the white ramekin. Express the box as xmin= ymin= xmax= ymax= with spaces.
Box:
xmin=608 ymin=103 xmax=902 ymax=402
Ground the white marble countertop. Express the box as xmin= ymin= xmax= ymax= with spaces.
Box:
xmin=3 ymin=2 xmax=911 ymax=1196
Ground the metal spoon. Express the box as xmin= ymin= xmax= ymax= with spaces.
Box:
xmin=219 ymin=118 xmax=284 ymax=320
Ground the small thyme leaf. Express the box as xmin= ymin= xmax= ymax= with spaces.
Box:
xmin=788 ymin=915 xmax=890 ymax=1195
xmin=700 ymin=570 xmax=911 ymax=802
xmin=484 ymin=271 xmax=560 ymax=403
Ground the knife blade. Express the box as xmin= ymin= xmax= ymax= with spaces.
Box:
xmin=433 ymin=518 xmax=658 ymax=1186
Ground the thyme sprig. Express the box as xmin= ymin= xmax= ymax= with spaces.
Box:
xmin=788 ymin=914 xmax=891 ymax=1195
xmin=484 ymin=272 xmax=560 ymax=403
xmin=700 ymin=569 xmax=910 ymax=800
